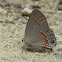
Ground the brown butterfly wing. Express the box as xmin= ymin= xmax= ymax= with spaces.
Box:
xmin=24 ymin=10 xmax=56 ymax=50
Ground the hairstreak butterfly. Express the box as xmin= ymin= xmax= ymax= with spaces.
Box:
xmin=23 ymin=10 xmax=56 ymax=51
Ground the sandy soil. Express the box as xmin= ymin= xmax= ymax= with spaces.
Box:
xmin=0 ymin=0 xmax=62 ymax=62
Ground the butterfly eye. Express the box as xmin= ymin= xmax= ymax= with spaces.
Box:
xmin=22 ymin=38 xmax=24 ymax=42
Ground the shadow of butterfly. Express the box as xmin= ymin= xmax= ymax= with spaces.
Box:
xmin=22 ymin=10 xmax=56 ymax=51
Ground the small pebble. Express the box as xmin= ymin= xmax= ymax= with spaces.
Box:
xmin=22 ymin=8 xmax=32 ymax=16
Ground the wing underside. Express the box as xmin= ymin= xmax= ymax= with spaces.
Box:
xmin=24 ymin=10 xmax=56 ymax=50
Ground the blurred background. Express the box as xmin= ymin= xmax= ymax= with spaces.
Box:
xmin=0 ymin=0 xmax=62 ymax=62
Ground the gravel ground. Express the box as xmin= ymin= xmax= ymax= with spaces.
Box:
xmin=0 ymin=0 xmax=62 ymax=62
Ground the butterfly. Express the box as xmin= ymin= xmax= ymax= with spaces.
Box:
xmin=22 ymin=10 xmax=56 ymax=51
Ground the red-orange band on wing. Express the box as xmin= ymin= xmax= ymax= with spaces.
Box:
xmin=40 ymin=31 xmax=47 ymax=38
xmin=39 ymin=31 xmax=49 ymax=47
xmin=32 ymin=18 xmax=40 ymax=27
